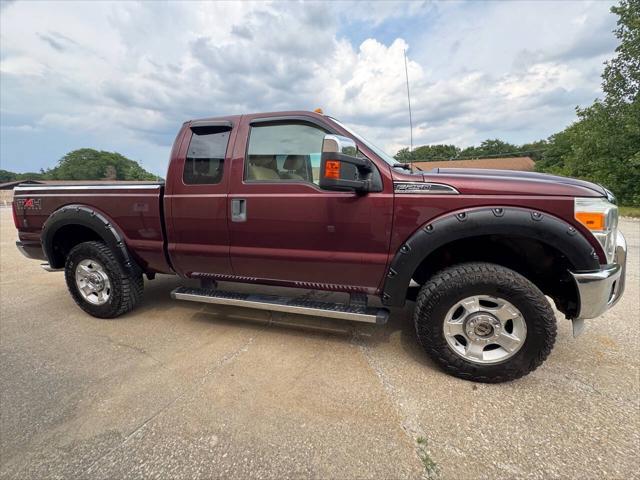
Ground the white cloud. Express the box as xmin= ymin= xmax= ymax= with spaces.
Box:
xmin=0 ymin=0 xmax=617 ymax=174
xmin=0 ymin=56 xmax=46 ymax=77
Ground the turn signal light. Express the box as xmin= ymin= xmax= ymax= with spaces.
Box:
xmin=575 ymin=212 xmax=605 ymax=231
xmin=324 ymin=160 xmax=340 ymax=179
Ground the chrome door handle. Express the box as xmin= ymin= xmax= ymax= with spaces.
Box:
xmin=231 ymin=198 xmax=247 ymax=222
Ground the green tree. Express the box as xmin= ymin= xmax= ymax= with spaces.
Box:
xmin=534 ymin=133 xmax=571 ymax=174
xmin=0 ymin=169 xmax=17 ymax=182
xmin=395 ymin=144 xmax=461 ymax=163
xmin=0 ymin=170 xmax=47 ymax=182
xmin=394 ymin=147 xmax=415 ymax=163
xmin=459 ymin=139 xmax=520 ymax=159
xmin=47 ymin=148 xmax=157 ymax=181
xmin=518 ymin=139 xmax=548 ymax=161
xmin=411 ymin=144 xmax=461 ymax=162
xmin=603 ymin=0 xmax=640 ymax=106
xmin=16 ymin=172 xmax=46 ymax=180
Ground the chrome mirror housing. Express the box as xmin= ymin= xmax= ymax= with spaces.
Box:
xmin=322 ymin=134 xmax=358 ymax=157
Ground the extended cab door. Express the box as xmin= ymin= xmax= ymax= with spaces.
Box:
xmin=227 ymin=114 xmax=394 ymax=292
xmin=164 ymin=119 xmax=239 ymax=277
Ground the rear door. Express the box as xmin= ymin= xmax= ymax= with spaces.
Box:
xmin=227 ymin=114 xmax=394 ymax=292
xmin=165 ymin=120 xmax=238 ymax=277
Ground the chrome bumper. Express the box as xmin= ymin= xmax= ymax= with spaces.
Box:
xmin=571 ymin=231 xmax=627 ymax=320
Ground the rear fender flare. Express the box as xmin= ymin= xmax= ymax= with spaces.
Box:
xmin=382 ymin=206 xmax=600 ymax=307
xmin=42 ymin=204 xmax=135 ymax=270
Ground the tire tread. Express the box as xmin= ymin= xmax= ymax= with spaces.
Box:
xmin=64 ymin=241 xmax=143 ymax=319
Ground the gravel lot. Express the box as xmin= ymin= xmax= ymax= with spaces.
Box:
xmin=1 ymin=210 xmax=638 ymax=479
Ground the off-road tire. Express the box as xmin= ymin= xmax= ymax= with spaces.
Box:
xmin=414 ymin=262 xmax=556 ymax=383
xmin=64 ymin=241 xmax=143 ymax=318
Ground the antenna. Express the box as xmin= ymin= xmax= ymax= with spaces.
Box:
xmin=403 ymin=48 xmax=413 ymax=152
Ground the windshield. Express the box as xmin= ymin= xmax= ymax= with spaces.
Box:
xmin=330 ymin=118 xmax=399 ymax=166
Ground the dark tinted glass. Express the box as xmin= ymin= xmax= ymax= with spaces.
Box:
xmin=183 ymin=127 xmax=230 ymax=185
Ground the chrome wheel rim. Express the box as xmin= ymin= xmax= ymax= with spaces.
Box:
xmin=443 ymin=295 xmax=527 ymax=364
xmin=75 ymin=259 xmax=111 ymax=305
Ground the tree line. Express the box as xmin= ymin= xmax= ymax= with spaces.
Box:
xmin=395 ymin=0 xmax=639 ymax=206
xmin=394 ymin=139 xmax=548 ymax=164
xmin=0 ymin=148 xmax=158 ymax=183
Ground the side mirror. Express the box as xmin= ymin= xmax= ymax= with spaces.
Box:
xmin=319 ymin=134 xmax=372 ymax=193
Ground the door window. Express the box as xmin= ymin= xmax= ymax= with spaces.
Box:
xmin=245 ymin=123 xmax=326 ymax=184
xmin=183 ymin=126 xmax=230 ymax=185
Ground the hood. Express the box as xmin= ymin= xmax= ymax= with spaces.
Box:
xmin=392 ymin=167 xmax=606 ymax=198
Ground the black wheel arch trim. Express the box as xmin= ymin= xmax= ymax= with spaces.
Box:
xmin=42 ymin=204 xmax=136 ymax=271
xmin=382 ymin=206 xmax=601 ymax=307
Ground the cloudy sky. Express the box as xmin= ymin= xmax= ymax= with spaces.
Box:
xmin=0 ymin=0 xmax=617 ymax=176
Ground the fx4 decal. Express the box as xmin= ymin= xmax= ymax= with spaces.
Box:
xmin=15 ymin=198 xmax=42 ymax=211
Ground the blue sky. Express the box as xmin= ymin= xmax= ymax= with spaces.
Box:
xmin=0 ymin=1 xmax=617 ymax=176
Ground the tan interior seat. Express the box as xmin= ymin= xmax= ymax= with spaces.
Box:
xmin=248 ymin=156 xmax=280 ymax=180
xmin=282 ymin=155 xmax=307 ymax=181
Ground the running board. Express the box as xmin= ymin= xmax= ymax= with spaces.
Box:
xmin=41 ymin=263 xmax=63 ymax=272
xmin=171 ymin=287 xmax=389 ymax=325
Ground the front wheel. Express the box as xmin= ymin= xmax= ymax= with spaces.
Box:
xmin=414 ymin=262 xmax=557 ymax=383
xmin=64 ymin=241 xmax=143 ymax=318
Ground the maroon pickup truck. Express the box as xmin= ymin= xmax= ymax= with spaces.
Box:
xmin=13 ymin=110 xmax=627 ymax=382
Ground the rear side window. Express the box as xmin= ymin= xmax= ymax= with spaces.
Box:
xmin=183 ymin=126 xmax=231 ymax=185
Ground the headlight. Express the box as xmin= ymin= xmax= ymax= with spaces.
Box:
xmin=574 ymin=197 xmax=618 ymax=263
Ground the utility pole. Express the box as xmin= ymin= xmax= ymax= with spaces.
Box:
xmin=403 ymin=48 xmax=414 ymax=153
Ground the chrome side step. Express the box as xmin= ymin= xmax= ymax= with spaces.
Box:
xmin=171 ymin=286 xmax=389 ymax=325
xmin=41 ymin=263 xmax=63 ymax=272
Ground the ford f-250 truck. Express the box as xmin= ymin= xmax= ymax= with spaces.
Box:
xmin=13 ymin=110 xmax=627 ymax=382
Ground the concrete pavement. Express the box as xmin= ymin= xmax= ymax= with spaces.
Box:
xmin=1 ymin=211 xmax=638 ymax=479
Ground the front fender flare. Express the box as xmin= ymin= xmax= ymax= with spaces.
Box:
xmin=382 ymin=206 xmax=600 ymax=307
xmin=42 ymin=204 xmax=135 ymax=270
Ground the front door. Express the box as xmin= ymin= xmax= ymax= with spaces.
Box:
xmin=228 ymin=117 xmax=393 ymax=292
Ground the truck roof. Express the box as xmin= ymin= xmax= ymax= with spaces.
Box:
xmin=188 ymin=110 xmax=326 ymax=124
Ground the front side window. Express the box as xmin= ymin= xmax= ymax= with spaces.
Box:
xmin=245 ymin=123 xmax=326 ymax=184
xmin=183 ymin=126 xmax=230 ymax=185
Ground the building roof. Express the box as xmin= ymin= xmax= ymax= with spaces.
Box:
xmin=0 ymin=180 xmax=44 ymax=190
xmin=413 ymin=156 xmax=535 ymax=172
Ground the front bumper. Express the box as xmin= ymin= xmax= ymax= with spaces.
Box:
xmin=571 ymin=231 xmax=627 ymax=320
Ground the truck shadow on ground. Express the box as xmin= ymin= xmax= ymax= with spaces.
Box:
xmin=135 ymin=274 xmax=439 ymax=372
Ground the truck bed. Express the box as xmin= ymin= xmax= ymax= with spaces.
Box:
xmin=13 ymin=182 xmax=171 ymax=273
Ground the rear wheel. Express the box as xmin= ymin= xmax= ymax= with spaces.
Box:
xmin=414 ymin=262 xmax=556 ymax=383
xmin=64 ymin=241 xmax=143 ymax=318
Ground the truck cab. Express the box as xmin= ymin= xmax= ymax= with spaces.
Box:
xmin=165 ymin=112 xmax=394 ymax=291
